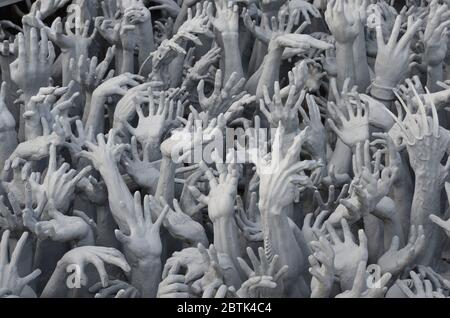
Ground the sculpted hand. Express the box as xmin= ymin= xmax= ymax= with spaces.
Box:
xmin=178 ymin=2 xmax=213 ymax=42
xmin=89 ymin=279 xmax=140 ymax=298
xmin=10 ymin=28 xmax=55 ymax=98
xmin=9 ymin=117 xmax=67 ymax=162
xmin=124 ymin=89 xmax=183 ymax=148
xmin=122 ymin=136 xmax=160 ymax=190
xmin=286 ymin=0 xmax=321 ymax=24
xmin=30 ymin=200 xmax=95 ymax=246
xmin=396 ymin=271 xmax=441 ymax=298
xmin=114 ymin=191 xmax=169 ymax=262
xmin=197 ymin=70 xmax=246 ymax=117
xmin=93 ymin=73 xmax=144 ymax=99
xmin=0 ymin=231 xmax=41 ymax=297
xmin=69 ymin=47 xmax=116 ymax=94
xmin=327 ymin=93 xmax=369 ymax=147
xmin=38 ymin=144 xmax=91 ymax=213
xmin=235 ymin=194 xmax=263 ymax=242
xmin=260 ymin=82 xmax=303 ymax=132
xmin=0 ymin=82 xmax=15 ymax=132
xmin=78 ymin=129 xmax=130 ymax=171
xmin=236 ymin=247 xmax=289 ymax=298
xmin=157 ymin=261 xmax=192 ymax=298
xmin=377 ymin=225 xmax=425 ymax=277
xmin=325 ymin=0 xmax=363 ymax=44
xmin=147 ymin=195 xmax=208 ymax=247
xmin=371 ymin=14 xmax=422 ymax=99
xmin=183 ymin=44 xmax=221 ymax=87
xmin=326 ymin=219 xmax=368 ymax=290
xmin=149 ymin=0 xmax=181 ymax=17
xmin=422 ymin=1 xmax=450 ymax=67
xmin=0 ymin=192 xmax=25 ymax=236
xmin=256 ymin=124 xmax=320 ymax=213
xmin=2 ymin=158 xmax=31 ymax=206
xmin=188 ymin=152 xmax=240 ymax=222
xmin=308 ymin=236 xmax=335 ymax=298
xmin=58 ymin=246 xmax=131 ymax=288
xmin=335 ymin=261 xmax=390 ymax=298
xmin=160 ymin=113 xmax=224 ymax=162
xmin=302 ymin=210 xmax=330 ymax=248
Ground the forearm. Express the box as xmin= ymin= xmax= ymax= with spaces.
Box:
xmin=427 ymin=64 xmax=444 ymax=93
xmin=40 ymin=260 xmax=70 ymax=298
xmin=0 ymin=129 xmax=18 ymax=168
xmin=289 ymin=217 xmax=312 ymax=263
xmin=392 ymin=158 xmax=414 ymax=236
xmin=212 ymin=216 xmax=242 ymax=269
xmin=99 ymin=163 xmax=134 ymax=232
xmin=222 ymin=32 xmax=244 ymax=82
xmin=168 ymin=38 xmax=188 ymax=88
xmin=115 ymin=49 xmax=124 ymax=73
xmin=121 ymin=49 xmax=135 ymax=74
xmin=372 ymin=197 xmax=405 ymax=250
xmin=329 ymin=139 xmax=352 ymax=175
xmin=260 ymin=206 xmax=306 ymax=285
xmin=61 ymin=53 xmax=74 ymax=87
xmin=155 ymin=155 xmax=176 ymax=203
xmin=0 ymin=58 xmax=13 ymax=84
xmin=96 ymin=205 xmax=122 ymax=249
xmin=244 ymin=64 xmax=263 ymax=96
xmin=130 ymin=256 xmax=161 ymax=298
xmin=82 ymin=91 xmax=93 ymax=124
xmin=411 ymin=177 xmax=441 ymax=224
xmin=0 ymin=80 xmax=20 ymax=126
xmin=138 ymin=22 xmax=155 ymax=67
xmin=352 ymin=32 xmax=371 ymax=92
xmin=173 ymin=3 xmax=189 ymax=33
xmin=85 ymin=93 xmax=106 ymax=136
xmin=256 ymin=46 xmax=283 ymax=99
xmin=363 ymin=213 xmax=384 ymax=263
xmin=411 ymin=175 xmax=442 ymax=265
xmin=247 ymin=40 xmax=268 ymax=77
xmin=335 ymin=42 xmax=356 ymax=90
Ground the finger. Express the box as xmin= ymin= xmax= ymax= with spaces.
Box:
xmin=10 ymin=231 xmax=28 ymax=266
xmin=91 ymin=257 xmax=109 ymax=288
xmin=154 ymin=205 xmax=169 ymax=229
xmin=0 ymin=230 xmax=10 ymax=265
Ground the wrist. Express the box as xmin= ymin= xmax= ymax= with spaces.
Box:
xmin=267 ymin=41 xmax=284 ymax=55
xmin=222 ymin=32 xmax=239 ymax=39
xmin=370 ymin=78 xmax=396 ymax=101
xmin=91 ymin=90 xmax=108 ymax=105
xmin=146 ymin=136 xmax=162 ymax=147
xmin=221 ymin=32 xmax=240 ymax=51
xmin=97 ymin=158 xmax=120 ymax=174
xmin=259 ymin=201 xmax=284 ymax=217
xmin=210 ymin=209 xmax=234 ymax=224
xmin=414 ymin=171 xmax=441 ymax=189
xmin=335 ymin=41 xmax=355 ymax=51
xmin=137 ymin=254 xmax=161 ymax=269
xmin=122 ymin=43 xmax=136 ymax=54
xmin=372 ymin=197 xmax=396 ymax=222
